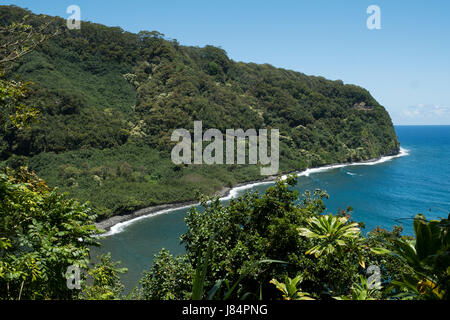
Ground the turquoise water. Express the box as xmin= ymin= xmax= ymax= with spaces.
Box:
xmin=94 ymin=125 xmax=450 ymax=290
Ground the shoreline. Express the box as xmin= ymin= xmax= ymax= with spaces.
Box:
xmin=96 ymin=147 xmax=409 ymax=236
xmin=95 ymin=176 xmax=275 ymax=235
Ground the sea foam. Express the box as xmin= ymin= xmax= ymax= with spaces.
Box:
xmin=101 ymin=147 xmax=409 ymax=236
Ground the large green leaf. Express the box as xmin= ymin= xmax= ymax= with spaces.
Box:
xmin=414 ymin=214 xmax=443 ymax=260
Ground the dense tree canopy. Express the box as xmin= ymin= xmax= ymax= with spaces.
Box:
xmin=0 ymin=6 xmax=446 ymax=302
xmin=140 ymin=177 xmax=448 ymax=300
xmin=0 ymin=5 xmax=399 ymax=219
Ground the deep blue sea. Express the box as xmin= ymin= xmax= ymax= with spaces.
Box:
xmin=95 ymin=125 xmax=450 ymax=290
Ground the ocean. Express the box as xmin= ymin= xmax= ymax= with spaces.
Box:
xmin=94 ymin=125 xmax=450 ymax=291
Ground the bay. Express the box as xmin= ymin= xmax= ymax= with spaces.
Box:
xmin=94 ymin=125 xmax=450 ymax=291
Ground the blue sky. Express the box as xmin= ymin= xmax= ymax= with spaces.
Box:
xmin=2 ymin=0 xmax=450 ymax=125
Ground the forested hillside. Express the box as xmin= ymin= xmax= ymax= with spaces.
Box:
xmin=0 ymin=5 xmax=399 ymax=219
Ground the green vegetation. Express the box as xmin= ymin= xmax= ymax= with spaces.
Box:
xmin=140 ymin=176 xmax=449 ymax=300
xmin=0 ymin=166 xmax=127 ymax=300
xmin=1 ymin=5 xmax=446 ymax=302
xmin=0 ymin=15 xmax=127 ymax=300
xmin=375 ymin=214 xmax=449 ymax=299
xmin=0 ymin=5 xmax=399 ymax=219
xmin=1 ymin=165 xmax=447 ymax=300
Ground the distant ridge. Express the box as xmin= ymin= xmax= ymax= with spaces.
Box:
xmin=0 ymin=5 xmax=400 ymax=219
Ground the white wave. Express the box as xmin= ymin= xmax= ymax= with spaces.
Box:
xmin=100 ymin=203 xmax=196 ymax=237
xmin=219 ymin=181 xmax=274 ymax=201
xmin=346 ymin=171 xmax=357 ymax=176
xmin=281 ymin=147 xmax=410 ymax=179
xmin=101 ymin=147 xmax=409 ymax=237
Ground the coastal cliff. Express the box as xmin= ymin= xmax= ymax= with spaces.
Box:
xmin=0 ymin=5 xmax=400 ymax=220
